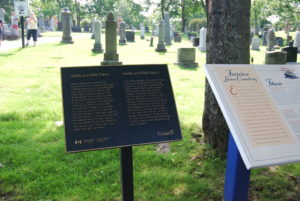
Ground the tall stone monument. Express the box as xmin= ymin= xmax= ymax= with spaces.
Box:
xmin=198 ymin=27 xmax=207 ymax=52
xmin=293 ymin=31 xmax=300 ymax=52
xmin=155 ymin=18 xmax=167 ymax=52
xmin=164 ymin=12 xmax=172 ymax=45
xmin=119 ymin=21 xmax=126 ymax=45
xmin=61 ymin=8 xmax=74 ymax=44
xmin=152 ymin=23 xmax=156 ymax=36
xmin=262 ymin=30 xmax=268 ymax=46
xmin=101 ymin=12 xmax=122 ymax=65
xmin=91 ymin=17 xmax=96 ymax=39
xmin=38 ymin=14 xmax=45 ymax=33
xmin=49 ymin=17 xmax=55 ymax=31
xmin=140 ymin=24 xmax=145 ymax=39
xmin=267 ymin=29 xmax=276 ymax=51
xmin=92 ymin=20 xmax=103 ymax=53
xmin=0 ymin=8 xmax=5 ymax=23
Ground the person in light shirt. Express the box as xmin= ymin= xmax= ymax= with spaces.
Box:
xmin=26 ymin=12 xmax=38 ymax=46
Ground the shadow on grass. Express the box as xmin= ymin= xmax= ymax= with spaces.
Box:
xmin=49 ymin=57 xmax=64 ymax=60
xmin=0 ymin=48 xmax=24 ymax=57
xmin=91 ymin=51 xmax=103 ymax=56
xmin=53 ymin=42 xmax=70 ymax=47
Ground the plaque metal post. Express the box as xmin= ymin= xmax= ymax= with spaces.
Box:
xmin=120 ymin=146 xmax=134 ymax=201
xmin=21 ymin=16 xmax=25 ymax=48
xmin=224 ymin=132 xmax=251 ymax=201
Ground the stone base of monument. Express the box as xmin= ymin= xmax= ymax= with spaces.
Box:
xmin=101 ymin=60 xmax=122 ymax=65
xmin=175 ymin=48 xmax=198 ymax=68
xmin=198 ymin=46 xmax=206 ymax=52
xmin=155 ymin=43 xmax=167 ymax=52
xmin=265 ymin=51 xmax=287 ymax=64
xmin=140 ymin=36 xmax=145 ymax=39
xmin=61 ymin=37 xmax=74 ymax=44
xmin=91 ymin=34 xmax=95 ymax=39
xmin=119 ymin=39 xmax=126 ymax=45
xmin=92 ymin=43 xmax=103 ymax=53
xmin=175 ymin=62 xmax=198 ymax=68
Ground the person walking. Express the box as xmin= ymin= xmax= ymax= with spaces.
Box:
xmin=26 ymin=13 xmax=38 ymax=46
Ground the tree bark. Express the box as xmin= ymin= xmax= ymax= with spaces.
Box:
xmin=181 ymin=0 xmax=186 ymax=32
xmin=203 ymin=0 xmax=250 ymax=152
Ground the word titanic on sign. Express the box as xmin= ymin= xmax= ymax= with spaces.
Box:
xmin=61 ymin=64 xmax=182 ymax=153
xmin=205 ymin=64 xmax=300 ymax=169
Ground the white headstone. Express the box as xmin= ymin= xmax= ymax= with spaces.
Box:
xmin=199 ymin=27 xmax=207 ymax=52
xmin=140 ymin=23 xmax=145 ymax=39
xmin=293 ymin=31 xmax=300 ymax=52
xmin=251 ymin=37 xmax=260 ymax=51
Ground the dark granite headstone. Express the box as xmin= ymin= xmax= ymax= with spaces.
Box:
xmin=282 ymin=43 xmax=297 ymax=62
xmin=83 ymin=24 xmax=90 ymax=32
xmin=126 ymin=31 xmax=135 ymax=42
xmin=145 ymin=26 xmax=149 ymax=33
xmin=265 ymin=51 xmax=287 ymax=64
xmin=71 ymin=26 xmax=82 ymax=32
xmin=57 ymin=22 xmax=62 ymax=31
xmin=193 ymin=37 xmax=199 ymax=47
xmin=276 ymin=37 xmax=284 ymax=47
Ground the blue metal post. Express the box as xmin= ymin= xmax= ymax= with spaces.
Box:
xmin=224 ymin=132 xmax=251 ymax=201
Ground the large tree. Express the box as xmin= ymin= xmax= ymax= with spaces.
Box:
xmin=202 ymin=0 xmax=251 ymax=152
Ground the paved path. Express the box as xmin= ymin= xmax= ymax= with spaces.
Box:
xmin=0 ymin=34 xmax=89 ymax=51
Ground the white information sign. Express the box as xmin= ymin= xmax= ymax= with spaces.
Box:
xmin=14 ymin=0 xmax=29 ymax=17
xmin=205 ymin=64 xmax=300 ymax=169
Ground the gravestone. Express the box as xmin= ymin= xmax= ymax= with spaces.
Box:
xmin=150 ymin=37 xmax=153 ymax=47
xmin=91 ymin=17 xmax=96 ymax=39
xmin=119 ymin=21 xmax=126 ymax=45
xmin=72 ymin=26 xmax=81 ymax=32
xmin=251 ymin=37 xmax=260 ymax=51
xmin=267 ymin=29 xmax=276 ymax=51
xmin=0 ymin=8 xmax=5 ymax=23
xmin=126 ymin=31 xmax=135 ymax=42
xmin=155 ymin=18 xmax=167 ymax=52
xmin=293 ymin=31 xmax=300 ymax=52
xmin=152 ymin=24 xmax=156 ymax=36
xmin=145 ymin=25 xmax=149 ymax=33
xmin=276 ymin=37 xmax=284 ymax=47
xmin=265 ymin=51 xmax=286 ymax=64
xmin=250 ymin=31 xmax=254 ymax=45
xmin=49 ymin=17 xmax=55 ymax=31
xmin=140 ymin=24 xmax=145 ymax=39
xmin=38 ymin=14 xmax=45 ymax=33
xmin=193 ymin=37 xmax=199 ymax=47
xmin=164 ymin=12 xmax=171 ymax=45
xmin=282 ymin=42 xmax=297 ymax=62
xmin=199 ymin=27 xmax=207 ymax=52
xmin=83 ymin=24 xmax=89 ymax=32
xmin=92 ymin=20 xmax=103 ymax=53
xmin=155 ymin=24 xmax=159 ymax=36
xmin=101 ymin=12 xmax=122 ymax=65
xmin=57 ymin=21 xmax=62 ymax=31
xmin=61 ymin=8 xmax=74 ymax=44
xmin=174 ymin=32 xmax=181 ymax=42
xmin=262 ymin=31 xmax=268 ymax=46
xmin=175 ymin=48 xmax=198 ymax=68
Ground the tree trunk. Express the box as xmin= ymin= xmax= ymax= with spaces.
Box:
xmin=181 ymin=0 xmax=186 ymax=32
xmin=203 ymin=0 xmax=251 ymax=152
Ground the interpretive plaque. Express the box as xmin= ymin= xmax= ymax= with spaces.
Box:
xmin=61 ymin=64 xmax=182 ymax=153
xmin=205 ymin=64 xmax=300 ymax=169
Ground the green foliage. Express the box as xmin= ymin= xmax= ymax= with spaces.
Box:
xmin=189 ymin=18 xmax=206 ymax=32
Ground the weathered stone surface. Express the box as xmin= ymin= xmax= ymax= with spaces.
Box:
xmin=267 ymin=29 xmax=276 ymax=51
xmin=119 ymin=21 xmax=126 ymax=45
xmin=251 ymin=37 xmax=260 ymax=51
xmin=140 ymin=24 xmax=145 ymax=39
xmin=101 ymin=12 xmax=122 ymax=65
xmin=61 ymin=7 xmax=74 ymax=44
xmin=175 ymin=48 xmax=198 ymax=68
xmin=164 ymin=12 xmax=172 ymax=45
xmin=126 ymin=31 xmax=135 ymax=42
xmin=293 ymin=31 xmax=300 ymax=52
xmin=282 ymin=44 xmax=297 ymax=62
xmin=199 ymin=27 xmax=207 ymax=52
xmin=265 ymin=51 xmax=286 ymax=64
xmin=92 ymin=20 xmax=103 ymax=53
xmin=155 ymin=18 xmax=167 ymax=52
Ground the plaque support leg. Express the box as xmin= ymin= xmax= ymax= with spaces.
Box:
xmin=21 ymin=16 xmax=25 ymax=48
xmin=120 ymin=146 xmax=134 ymax=201
xmin=224 ymin=132 xmax=251 ymax=201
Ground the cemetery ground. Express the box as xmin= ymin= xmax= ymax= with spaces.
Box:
xmin=0 ymin=32 xmax=299 ymax=201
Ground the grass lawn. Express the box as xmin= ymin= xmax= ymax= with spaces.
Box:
xmin=0 ymin=31 xmax=299 ymax=201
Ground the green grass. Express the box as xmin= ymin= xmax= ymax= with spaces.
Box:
xmin=0 ymin=32 xmax=299 ymax=201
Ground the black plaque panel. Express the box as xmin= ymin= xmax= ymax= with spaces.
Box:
xmin=61 ymin=64 xmax=182 ymax=153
